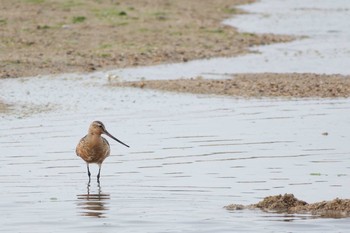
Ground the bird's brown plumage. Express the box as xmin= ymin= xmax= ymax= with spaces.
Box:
xmin=76 ymin=121 xmax=129 ymax=183
xmin=76 ymin=135 xmax=110 ymax=164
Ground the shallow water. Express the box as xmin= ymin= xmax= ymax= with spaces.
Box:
xmin=1 ymin=74 xmax=350 ymax=232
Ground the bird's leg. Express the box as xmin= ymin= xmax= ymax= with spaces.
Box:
xmin=87 ymin=163 xmax=91 ymax=184
xmin=97 ymin=164 xmax=102 ymax=183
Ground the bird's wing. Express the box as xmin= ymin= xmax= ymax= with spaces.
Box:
xmin=76 ymin=135 xmax=87 ymax=156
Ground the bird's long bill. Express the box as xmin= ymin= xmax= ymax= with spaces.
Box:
xmin=105 ymin=131 xmax=130 ymax=148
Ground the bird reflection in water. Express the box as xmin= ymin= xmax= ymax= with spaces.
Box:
xmin=77 ymin=184 xmax=110 ymax=218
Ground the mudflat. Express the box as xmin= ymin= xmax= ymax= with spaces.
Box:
xmin=1 ymin=0 xmax=349 ymax=112
xmin=0 ymin=0 xmax=291 ymax=79
xmin=111 ymin=73 xmax=350 ymax=98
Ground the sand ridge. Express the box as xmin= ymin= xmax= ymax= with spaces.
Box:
xmin=111 ymin=73 xmax=350 ymax=98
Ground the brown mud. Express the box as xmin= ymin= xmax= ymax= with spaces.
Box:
xmin=111 ymin=73 xmax=350 ymax=98
xmin=225 ymin=194 xmax=350 ymax=218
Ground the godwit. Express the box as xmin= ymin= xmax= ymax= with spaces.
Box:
xmin=76 ymin=121 xmax=129 ymax=183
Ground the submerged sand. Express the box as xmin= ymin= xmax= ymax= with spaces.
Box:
xmin=0 ymin=102 xmax=9 ymax=113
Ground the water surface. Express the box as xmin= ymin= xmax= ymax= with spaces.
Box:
xmin=1 ymin=75 xmax=350 ymax=232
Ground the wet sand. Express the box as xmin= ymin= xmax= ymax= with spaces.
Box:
xmin=0 ymin=0 xmax=292 ymax=79
xmin=226 ymin=194 xmax=350 ymax=218
xmin=111 ymin=73 xmax=350 ymax=98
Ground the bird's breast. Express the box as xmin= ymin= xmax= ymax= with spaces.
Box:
xmin=76 ymin=135 xmax=110 ymax=164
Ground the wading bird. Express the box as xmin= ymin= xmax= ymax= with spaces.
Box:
xmin=76 ymin=121 xmax=129 ymax=183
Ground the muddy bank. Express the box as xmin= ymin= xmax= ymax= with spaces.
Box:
xmin=226 ymin=194 xmax=350 ymax=218
xmin=111 ymin=73 xmax=350 ymax=98
xmin=0 ymin=0 xmax=293 ymax=79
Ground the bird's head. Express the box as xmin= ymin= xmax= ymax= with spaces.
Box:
xmin=89 ymin=121 xmax=129 ymax=148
